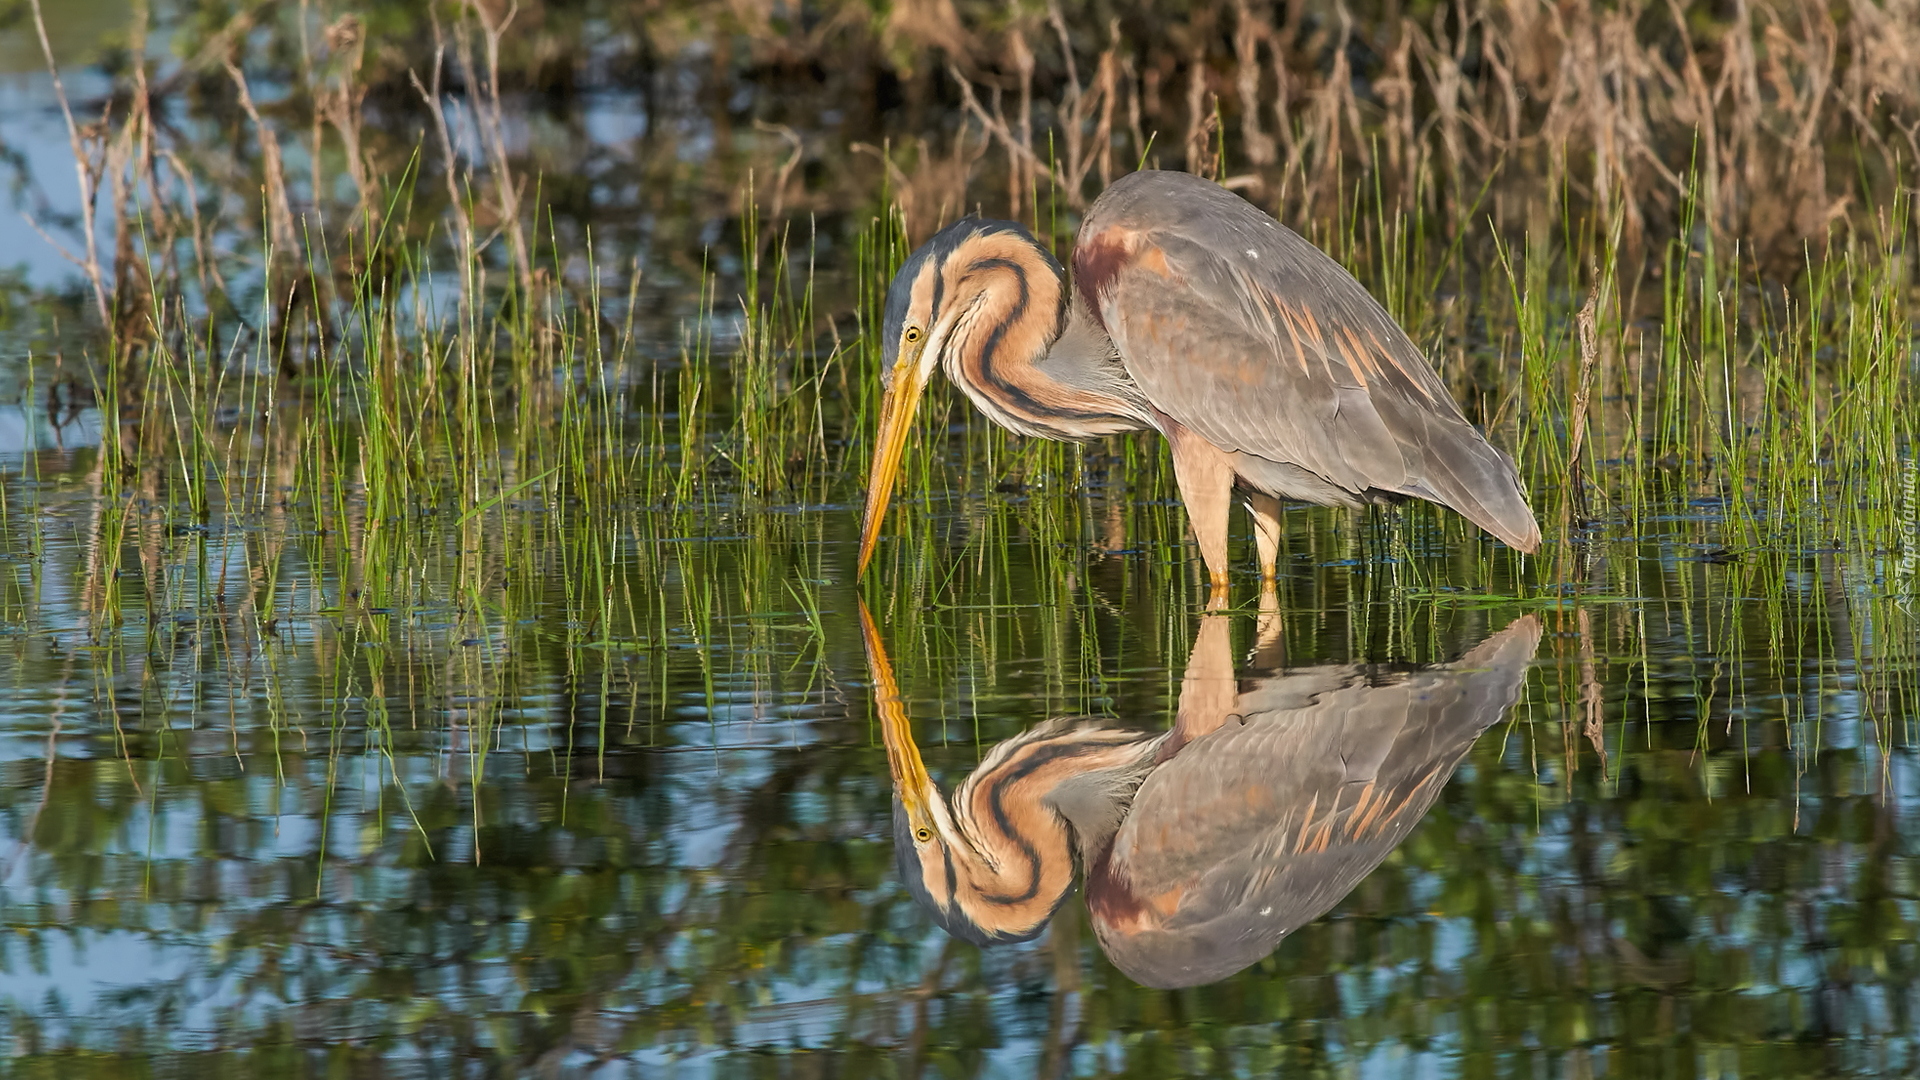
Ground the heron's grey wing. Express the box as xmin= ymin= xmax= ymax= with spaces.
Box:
xmin=1088 ymin=615 xmax=1542 ymax=988
xmin=1073 ymin=171 xmax=1539 ymax=551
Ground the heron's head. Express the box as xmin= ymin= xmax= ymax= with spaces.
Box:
xmin=858 ymin=219 xmax=1064 ymax=574
xmin=886 ymin=716 xmax=1161 ymax=945
xmin=892 ymin=794 xmax=1053 ymax=946
xmin=861 ymin=599 xmax=1082 ymax=945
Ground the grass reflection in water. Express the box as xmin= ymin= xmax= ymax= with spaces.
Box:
xmin=1 ymin=452 xmax=1915 ymax=1075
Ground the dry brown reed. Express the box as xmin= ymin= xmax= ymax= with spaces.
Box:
xmin=454 ymin=0 xmax=536 ymax=301
xmin=918 ymin=0 xmax=1919 ymax=269
xmin=23 ymin=0 xmax=1920 ymax=389
xmin=26 ymin=0 xmax=1904 ymax=357
xmin=1567 ymin=283 xmax=1600 ymax=524
xmin=853 ymin=135 xmax=987 ymax=243
xmin=21 ymin=0 xmax=558 ymax=393
xmin=24 ymin=0 xmax=111 ymax=326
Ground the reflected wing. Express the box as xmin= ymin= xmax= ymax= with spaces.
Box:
xmin=1073 ymin=171 xmax=1538 ymax=551
xmin=1088 ymin=616 xmax=1543 ymax=988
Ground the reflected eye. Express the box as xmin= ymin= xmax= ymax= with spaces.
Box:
xmin=903 ymin=326 xmax=923 ymax=344
xmin=914 ymin=827 xmax=933 ymax=843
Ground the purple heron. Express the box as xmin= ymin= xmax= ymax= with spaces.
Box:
xmin=860 ymin=602 xmax=1541 ymax=988
xmin=858 ymin=171 xmax=1540 ymax=601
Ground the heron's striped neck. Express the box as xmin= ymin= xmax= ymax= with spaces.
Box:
xmin=925 ymin=719 xmax=1158 ymax=940
xmin=934 ymin=231 xmax=1152 ymax=441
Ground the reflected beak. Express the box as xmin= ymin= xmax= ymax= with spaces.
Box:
xmin=857 ymin=343 xmax=931 ymax=576
xmin=859 ymin=598 xmax=932 ymax=816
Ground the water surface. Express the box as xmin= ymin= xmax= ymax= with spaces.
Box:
xmin=2 ymin=430 xmax=1915 ymax=1076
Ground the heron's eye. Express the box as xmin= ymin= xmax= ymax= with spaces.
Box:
xmin=903 ymin=326 xmax=923 ymax=344
xmin=914 ymin=826 xmax=933 ymax=843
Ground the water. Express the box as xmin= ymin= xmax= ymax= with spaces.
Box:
xmin=2 ymin=422 xmax=1915 ymax=1076
xmin=2 ymin=12 xmax=1918 ymax=1078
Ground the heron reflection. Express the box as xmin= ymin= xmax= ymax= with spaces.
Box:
xmin=861 ymin=603 xmax=1541 ymax=989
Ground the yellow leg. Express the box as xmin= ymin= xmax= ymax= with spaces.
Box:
xmin=1174 ymin=612 xmax=1238 ymax=745
xmin=1204 ymin=577 xmax=1231 ymax=612
xmin=1165 ymin=424 xmax=1236 ymax=610
xmin=1248 ymin=491 xmax=1283 ymax=583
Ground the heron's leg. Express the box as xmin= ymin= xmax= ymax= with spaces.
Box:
xmin=1248 ymin=491 xmax=1284 ymax=583
xmin=1250 ymin=585 xmax=1286 ymax=667
xmin=1164 ymin=425 xmax=1235 ymax=608
xmin=1172 ymin=613 xmax=1238 ymax=747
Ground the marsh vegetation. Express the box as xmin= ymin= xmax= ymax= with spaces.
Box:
xmin=0 ymin=0 xmax=1916 ymax=1074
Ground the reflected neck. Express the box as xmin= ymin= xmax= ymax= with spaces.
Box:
xmin=940 ymin=719 xmax=1159 ymax=937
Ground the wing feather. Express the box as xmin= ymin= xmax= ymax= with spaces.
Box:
xmin=1075 ymin=171 xmax=1538 ymax=550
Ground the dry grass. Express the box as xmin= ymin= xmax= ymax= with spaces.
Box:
xmin=888 ymin=0 xmax=1920 ymax=268
xmin=21 ymin=0 xmax=1920 ymax=364
xmin=10 ymin=0 xmax=1914 ymax=554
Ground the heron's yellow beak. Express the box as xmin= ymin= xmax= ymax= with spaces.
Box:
xmin=857 ymin=340 xmax=931 ymax=576
xmin=859 ymin=598 xmax=934 ymax=818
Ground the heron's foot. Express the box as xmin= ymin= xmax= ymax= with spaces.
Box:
xmin=1204 ymin=573 xmax=1232 ymax=611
